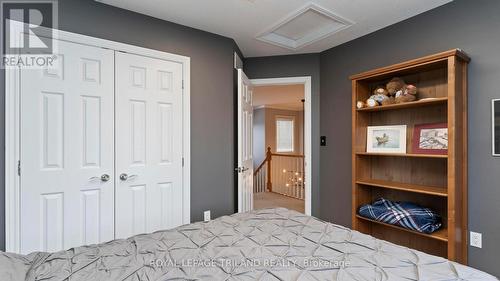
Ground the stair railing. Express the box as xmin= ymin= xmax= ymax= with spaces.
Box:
xmin=253 ymin=147 xmax=305 ymax=200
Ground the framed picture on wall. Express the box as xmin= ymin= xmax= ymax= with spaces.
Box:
xmin=366 ymin=125 xmax=407 ymax=154
xmin=412 ymin=123 xmax=448 ymax=155
xmin=493 ymin=99 xmax=500 ymax=156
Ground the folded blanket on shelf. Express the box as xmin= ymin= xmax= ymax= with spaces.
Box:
xmin=358 ymin=197 xmax=442 ymax=234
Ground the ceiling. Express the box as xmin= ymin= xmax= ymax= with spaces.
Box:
xmin=97 ymin=0 xmax=452 ymax=57
xmin=253 ymin=84 xmax=304 ymax=111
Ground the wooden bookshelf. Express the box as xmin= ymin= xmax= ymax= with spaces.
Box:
xmin=351 ymin=49 xmax=469 ymax=263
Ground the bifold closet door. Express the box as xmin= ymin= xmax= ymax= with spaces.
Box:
xmin=20 ymin=40 xmax=115 ymax=254
xmin=115 ymin=52 xmax=184 ymax=239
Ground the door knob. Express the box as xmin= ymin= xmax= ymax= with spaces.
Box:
xmin=100 ymin=174 xmax=110 ymax=182
xmin=120 ymin=173 xmax=137 ymax=181
xmin=235 ymin=167 xmax=249 ymax=173
xmin=89 ymin=174 xmax=110 ymax=182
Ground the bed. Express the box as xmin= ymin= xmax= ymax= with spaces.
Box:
xmin=0 ymin=208 xmax=497 ymax=281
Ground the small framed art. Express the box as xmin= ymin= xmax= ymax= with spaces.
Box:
xmin=366 ymin=125 xmax=407 ymax=154
xmin=493 ymin=99 xmax=500 ymax=156
xmin=412 ymin=123 xmax=448 ymax=155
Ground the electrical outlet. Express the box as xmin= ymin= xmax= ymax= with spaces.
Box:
xmin=204 ymin=210 xmax=211 ymax=222
xmin=470 ymin=231 xmax=482 ymax=248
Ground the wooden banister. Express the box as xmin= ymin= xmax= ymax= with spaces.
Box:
xmin=253 ymin=148 xmax=273 ymax=193
xmin=266 ymin=147 xmax=272 ymax=192
xmin=254 ymin=147 xmax=272 ymax=176
xmin=253 ymin=147 xmax=305 ymax=195
xmin=254 ymin=148 xmax=305 ymax=176
xmin=271 ymin=153 xmax=305 ymax=158
xmin=254 ymin=160 xmax=267 ymax=176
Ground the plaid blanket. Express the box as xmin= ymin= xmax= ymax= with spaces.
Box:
xmin=359 ymin=198 xmax=442 ymax=234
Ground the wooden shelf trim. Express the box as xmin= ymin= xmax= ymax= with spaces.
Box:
xmin=356 ymin=215 xmax=448 ymax=242
xmin=356 ymin=97 xmax=448 ymax=112
xmin=355 ymin=152 xmax=448 ymax=159
xmin=349 ymin=49 xmax=470 ymax=80
xmin=356 ymin=179 xmax=448 ymax=197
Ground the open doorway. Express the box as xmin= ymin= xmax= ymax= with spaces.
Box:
xmin=251 ymin=79 xmax=310 ymax=214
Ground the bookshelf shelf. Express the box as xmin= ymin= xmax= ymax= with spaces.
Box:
xmin=355 ymin=152 xmax=447 ymax=159
xmin=356 ymin=97 xmax=448 ymax=112
xmin=356 ymin=215 xmax=448 ymax=242
xmin=356 ymin=179 xmax=448 ymax=197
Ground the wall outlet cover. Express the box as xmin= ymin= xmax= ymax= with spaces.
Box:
xmin=204 ymin=210 xmax=211 ymax=222
xmin=470 ymin=231 xmax=482 ymax=248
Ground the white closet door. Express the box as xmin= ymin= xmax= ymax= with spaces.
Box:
xmin=115 ymin=52 xmax=184 ymax=238
xmin=20 ymin=40 xmax=114 ymax=254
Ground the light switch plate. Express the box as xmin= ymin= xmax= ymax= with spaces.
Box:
xmin=470 ymin=231 xmax=482 ymax=248
xmin=320 ymin=136 xmax=327 ymax=146
xmin=204 ymin=210 xmax=211 ymax=222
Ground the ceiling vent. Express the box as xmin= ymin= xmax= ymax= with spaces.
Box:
xmin=256 ymin=3 xmax=353 ymax=50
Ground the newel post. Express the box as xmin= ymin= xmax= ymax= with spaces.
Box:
xmin=266 ymin=147 xmax=272 ymax=192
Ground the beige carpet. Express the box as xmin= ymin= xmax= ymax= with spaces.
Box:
xmin=253 ymin=192 xmax=305 ymax=213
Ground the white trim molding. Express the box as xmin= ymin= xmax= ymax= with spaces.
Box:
xmin=234 ymin=52 xmax=243 ymax=69
xmin=250 ymin=76 xmax=313 ymax=215
xmin=5 ymin=61 xmax=21 ymax=252
xmin=5 ymin=27 xmax=191 ymax=253
xmin=254 ymin=104 xmax=305 ymax=111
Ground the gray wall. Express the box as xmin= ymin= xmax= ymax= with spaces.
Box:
xmin=244 ymin=54 xmax=321 ymax=216
xmin=0 ymin=0 xmax=241 ymax=250
xmin=320 ymin=0 xmax=500 ymax=276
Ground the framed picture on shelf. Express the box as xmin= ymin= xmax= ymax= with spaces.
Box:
xmin=412 ymin=123 xmax=448 ymax=155
xmin=493 ymin=99 xmax=500 ymax=156
xmin=366 ymin=125 xmax=407 ymax=154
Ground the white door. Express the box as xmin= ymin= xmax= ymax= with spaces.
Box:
xmin=237 ymin=69 xmax=254 ymax=213
xmin=115 ymin=52 xmax=185 ymax=238
xmin=20 ymin=40 xmax=115 ymax=254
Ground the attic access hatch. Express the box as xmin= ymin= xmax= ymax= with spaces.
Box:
xmin=256 ymin=3 xmax=353 ymax=50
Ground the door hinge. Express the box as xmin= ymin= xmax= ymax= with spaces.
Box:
xmin=182 ymin=157 xmax=184 ymax=167
xmin=17 ymin=160 xmax=21 ymax=176
xmin=182 ymin=80 xmax=184 ymax=90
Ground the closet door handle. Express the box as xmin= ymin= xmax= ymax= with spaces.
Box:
xmin=89 ymin=174 xmax=110 ymax=182
xmin=119 ymin=173 xmax=137 ymax=181
xmin=100 ymin=174 xmax=110 ymax=182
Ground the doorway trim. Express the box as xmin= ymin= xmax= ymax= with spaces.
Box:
xmin=5 ymin=26 xmax=191 ymax=253
xmin=250 ymin=76 xmax=312 ymax=215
